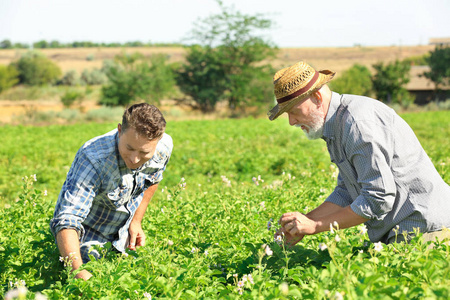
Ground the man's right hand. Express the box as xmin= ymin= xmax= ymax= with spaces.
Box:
xmin=275 ymin=227 xmax=304 ymax=246
xmin=75 ymin=269 xmax=93 ymax=280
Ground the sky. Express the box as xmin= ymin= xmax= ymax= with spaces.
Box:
xmin=1 ymin=0 xmax=449 ymax=48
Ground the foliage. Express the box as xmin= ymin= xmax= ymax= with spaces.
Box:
xmin=80 ymin=68 xmax=108 ymax=85
xmin=423 ymin=45 xmax=450 ymax=91
xmin=60 ymin=89 xmax=84 ymax=108
xmin=59 ymin=70 xmax=81 ymax=86
xmin=0 ymin=64 xmax=19 ymax=93
xmin=403 ymin=54 xmax=429 ymax=66
xmin=372 ymin=60 xmax=414 ymax=107
xmin=329 ymin=64 xmax=373 ymax=96
xmin=176 ymin=0 xmax=277 ymax=112
xmin=1 ymin=113 xmax=450 ymax=299
xmin=100 ymin=53 xmax=176 ymax=106
xmin=10 ymin=51 xmax=62 ymax=86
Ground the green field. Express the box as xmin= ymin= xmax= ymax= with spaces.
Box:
xmin=1 ymin=111 xmax=449 ymax=299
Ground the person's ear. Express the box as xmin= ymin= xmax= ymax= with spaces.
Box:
xmin=117 ymin=123 xmax=122 ymax=135
xmin=312 ymin=91 xmax=323 ymax=107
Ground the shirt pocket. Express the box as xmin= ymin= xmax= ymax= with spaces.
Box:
xmin=336 ymin=159 xmax=360 ymax=200
xmin=106 ymin=185 xmax=130 ymax=208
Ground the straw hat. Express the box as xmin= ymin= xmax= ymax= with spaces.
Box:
xmin=268 ymin=61 xmax=335 ymax=120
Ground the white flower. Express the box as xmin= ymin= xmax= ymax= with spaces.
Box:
xmin=275 ymin=235 xmax=283 ymax=245
xmin=359 ymin=224 xmax=368 ymax=235
xmin=319 ymin=243 xmax=328 ymax=251
xmin=5 ymin=286 xmax=28 ymax=300
xmin=44 ymin=190 xmax=48 ymax=196
xmin=329 ymin=223 xmax=335 ymax=234
xmin=32 ymin=174 xmax=37 ymax=181
xmin=143 ymin=292 xmax=152 ymax=299
xmin=264 ymin=245 xmax=273 ymax=256
xmin=247 ymin=274 xmax=254 ymax=284
xmin=279 ymin=282 xmax=289 ymax=295
xmin=333 ymin=221 xmax=339 ymax=228
xmin=181 ymin=177 xmax=185 ymax=182
xmin=191 ymin=247 xmax=197 ymax=253
xmin=335 ymin=235 xmax=341 ymax=242
xmin=168 ymin=240 xmax=174 ymax=246
xmin=204 ymin=250 xmax=209 ymax=256
xmin=237 ymin=281 xmax=244 ymax=288
xmin=374 ymin=242 xmax=383 ymax=252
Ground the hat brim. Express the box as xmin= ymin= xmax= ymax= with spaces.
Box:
xmin=268 ymin=70 xmax=335 ymax=121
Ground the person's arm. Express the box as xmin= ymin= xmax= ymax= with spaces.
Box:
xmin=127 ymin=183 xmax=159 ymax=250
xmin=56 ymin=229 xmax=92 ymax=280
xmin=279 ymin=206 xmax=368 ymax=240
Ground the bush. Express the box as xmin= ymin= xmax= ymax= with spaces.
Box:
xmin=100 ymin=53 xmax=175 ymax=106
xmin=11 ymin=51 xmax=62 ymax=86
xmin=81 ymin=69 xmax=108 ymax=85
xmin=61 ymin=89 xmax=84 ymax=108
xmin=329 ymin=64 xmax=373 ymax=96
xmin=0 ymin=64 xmax=19 ymax=93
xmin=59 ymin=70 xmax=81 ymax=86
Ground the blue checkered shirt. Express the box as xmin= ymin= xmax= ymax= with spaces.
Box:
xmin=50 ymin=129 xmax=173 ymax=261
xmin=323 ymin=92 xmax=450 ymax=243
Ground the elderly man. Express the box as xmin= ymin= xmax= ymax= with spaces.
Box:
xmin=50 ymin=103 xmax=173 ymax=280
xmin=269 ymin=61 xmax=450 ymax=246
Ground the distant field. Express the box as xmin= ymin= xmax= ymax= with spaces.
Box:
xmin=0 ymin=45 xmax=434 ymax=75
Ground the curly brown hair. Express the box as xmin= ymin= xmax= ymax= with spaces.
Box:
xmin=121 ymin=103 xmax=166 ymax=140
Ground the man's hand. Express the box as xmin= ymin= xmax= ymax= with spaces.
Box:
xmin=75 ymin=269 xmax=93 ymax=280
xmin=275 ymin=227 xmax=305 ymax=246
xmin=128 ymin=221 xmax=146 ymax=251
xmin=279 ymin=212 xmax=317 ymax=240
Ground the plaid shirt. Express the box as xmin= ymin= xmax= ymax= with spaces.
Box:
xmin=50 ymin=129 xmax=173 ymax=261
xmin=323 ymin=92 xmax=450 ymax=243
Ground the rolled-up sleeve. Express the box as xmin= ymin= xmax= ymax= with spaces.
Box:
xmin=325 ymin=173 xmax=353 ymax=207
xmin=346 ymin=120 xmax=397 ymax=220
xmin=50 ymin=150 xmax=100 ymax=240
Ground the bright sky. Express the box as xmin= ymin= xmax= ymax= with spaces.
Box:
xmin=1 ymin=0 xmax=449 ymax=48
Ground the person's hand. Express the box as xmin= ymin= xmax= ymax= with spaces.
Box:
xmin=75 ymin=269 xmax=93 ymax=281
xmin=275 ymin=227 xmax=304 ymax=247
xmin=128 ymin=221 xmax=146 ymax=251
xmin=278 ymin=212 xmax=317 ymax=242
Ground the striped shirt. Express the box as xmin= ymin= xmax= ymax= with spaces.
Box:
xmin=323 ymin=92 xmax=450 ymax=243
xmin=50 ymin=129 xmax=173 ymax=262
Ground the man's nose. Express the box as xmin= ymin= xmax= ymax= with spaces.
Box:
xmin=130 ymin=152 xmax=140 ymax=163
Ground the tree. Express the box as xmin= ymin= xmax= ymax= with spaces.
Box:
xmin=0 ymin=64 xmax=19 ymax=93
xmin=10 ymin=51 xmax=62 ymax=86
xmin=0 ymin=39 xmax=12 ymax=49
xmin=100 ymin=52 xmax=175 ymax=106
xmin=329 ymin=64 xmax=373 ymax=96
xmin=372 ymin=60 xmax=413 ymax=107
xmin=176 ymin=0 xmax=277 ymax=112
xmin=423 ymin=45 xmax=450 ymax=97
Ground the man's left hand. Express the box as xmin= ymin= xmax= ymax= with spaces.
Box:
xmin=128 ymin=221 xmax=146 ymax=251
xmin=279 ymin=212 xmax=317 ymax=237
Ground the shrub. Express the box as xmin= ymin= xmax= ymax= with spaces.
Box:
xmin=329 ymin=64 xmax=373 ymax=97
xmin=81 ymin=69 xmax=108 ymax=85
xmin=0 ymin=64 xmax=19 ymax=93
xmin=100 ymin=53 xmax=175 ymax=106
xmin=59 ymin=70 xmax=81 ymax=86
xmin=11 ymin=51 xmax=62 ymax=86
xmin=61 ymin=89 xmax=84 ymax=108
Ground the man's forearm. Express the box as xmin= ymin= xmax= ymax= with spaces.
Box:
xmin=132 ymin=184 xmax=158 ymax=224
xmin=56 ymin=228 xmax=83 ymax=270
xmin=313 ymin=206 xmax=369 ymax=233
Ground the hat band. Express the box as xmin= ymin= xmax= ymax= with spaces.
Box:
xmin=277 ymin=70 xmax=319 ymax=104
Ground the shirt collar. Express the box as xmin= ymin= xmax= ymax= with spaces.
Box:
xmin=322 ymin=92 xmax=341 ymax=141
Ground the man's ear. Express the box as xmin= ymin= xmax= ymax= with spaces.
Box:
xmin=117 ymin=123 xmax=122 ymax=135
xmin=312 ymin=91 xmax=323 ymax=106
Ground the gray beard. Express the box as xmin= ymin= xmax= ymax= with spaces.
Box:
xmin=295 ymin=109 xmax=324 ymax=140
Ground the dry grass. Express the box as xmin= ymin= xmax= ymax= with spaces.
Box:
xmin=0 ymin=45 xmax=436 ymax=124
xmin=0 ymin=45 xmax=434 ymax=75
